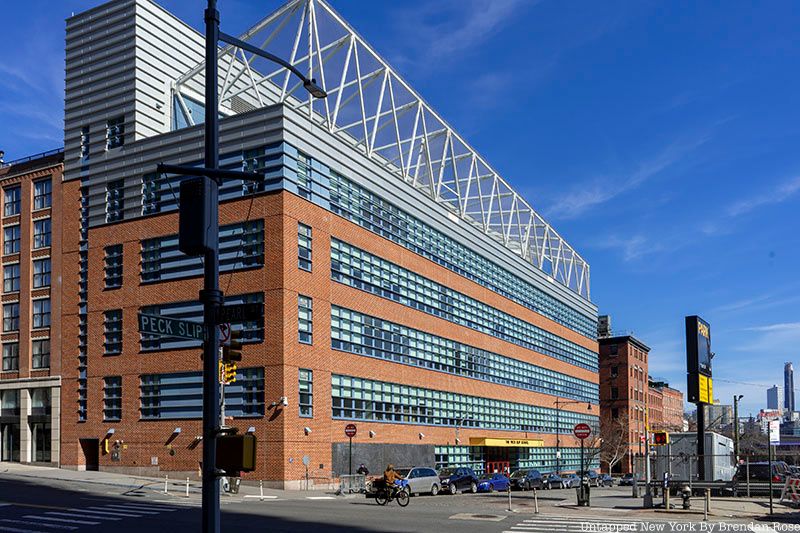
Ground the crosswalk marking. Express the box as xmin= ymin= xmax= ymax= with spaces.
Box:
xmin=0 ymin=519 xmax=76 ymax=531
xmin=22 ymin=516 xmax=100 ymax=526
xmin=503 ymin=516 xmax=720 ymax=533
xmin=46 ymin=511 xmax=122 ymax=522
xmin=0 ymin=525 xmax=42 ymax=533
xmin=112 ymin=503 xmax=177 ymax=511
xmin=100 ymin=505 xmax=160 ymax=515
xmin=67 ymin=508 xmax=134 ymax=518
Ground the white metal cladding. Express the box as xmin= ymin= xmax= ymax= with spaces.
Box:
xmin=173 ymin=0 xmax=590 ymax=300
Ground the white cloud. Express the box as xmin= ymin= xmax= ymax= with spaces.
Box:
xmin=726 ymin=176 xmax=800 ymax=217
xmin=546 ymin=132 xmax=711 ymax=220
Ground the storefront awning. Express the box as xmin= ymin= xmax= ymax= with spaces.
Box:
xmin=469 ymin=437 xmax=544 ymax=448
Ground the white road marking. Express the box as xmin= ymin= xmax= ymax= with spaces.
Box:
xmin=305 ymin=496 xmax=336 ymax=500
xmin=243 ymin=495 xmax=278 ymax=499
xmin=0 ymin=519 xmax=76 ymax=531
xmin=0 ymin=525 xmax=43 ymax=533
xmin=22 ymin=516 xmax=100 ymax=526
xmin=112 ymin=503 xmax=177 ymax=511
xmin=98 ymin=505 xmax=160 ymax=515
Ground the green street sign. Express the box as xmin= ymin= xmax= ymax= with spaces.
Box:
xmin=138 ymin=313 xmax=205 ymax=341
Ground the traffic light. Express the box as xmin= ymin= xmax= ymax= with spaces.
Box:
xmin=222 ymin=329 xmax=243 ymax=363
xmin=224 ymin=363 xmax=237 ymax=384
xmin=652 ymin=431 xmax=669 ymax=446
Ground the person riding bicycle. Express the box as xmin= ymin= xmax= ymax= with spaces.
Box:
xmin=382 ymin=464 xmax=404 ymax=496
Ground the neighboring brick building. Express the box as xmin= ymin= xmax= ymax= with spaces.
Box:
xmin=58 ymin=0 xmax=599 ymax=487
xmin=0 ymin=149 xmax=63 ymax=465
xmin=647 ymin=379 xmax=685 ymax=432
xmin=598 ymin=334 xmax=649 ymax=474
xmin=648 ymin=385 xmax=664 ymax=430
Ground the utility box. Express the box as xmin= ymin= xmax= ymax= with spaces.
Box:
xmin=653 ymin=432 xmax=735 ymax=482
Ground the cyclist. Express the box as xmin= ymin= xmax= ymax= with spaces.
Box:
xmin=382 ymin=464 xmax=404 ymax=498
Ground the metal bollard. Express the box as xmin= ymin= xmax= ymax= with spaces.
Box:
xmin=664 ymin=487 xmax=670 ymax=511
xmin=703 ymin=489 xmax=710 ymax=521
xmin=533 ymin=488 xmax=539 ymax=514
xmin=186 ymin=477 xmax=190 ymax=498
xmin=260 ymin=480 xmax=264 ymax=501
xmin=164 ymin=475 xmax=169 ymax=494
xmin=506 ymin=484 xmax=513 ymax=512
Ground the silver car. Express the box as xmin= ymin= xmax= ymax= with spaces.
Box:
xmin=395 ymin=467 xmax=441 ymax=496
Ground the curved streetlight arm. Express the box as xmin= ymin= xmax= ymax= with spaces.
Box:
xmin=219 ymin=32 xmax=327 ymax=98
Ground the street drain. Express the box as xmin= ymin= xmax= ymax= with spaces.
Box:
xmin=448 ymin=513 xmax=507 ymax=522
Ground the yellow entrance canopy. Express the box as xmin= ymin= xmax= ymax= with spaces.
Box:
xmin=469 ymin=437 xmax=544 ymax=448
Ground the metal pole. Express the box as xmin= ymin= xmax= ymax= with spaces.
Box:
xmin=349 ymin=436 xmax=353 ymax=476
xmin=746 ymin=456 xmax=750 ymax=498
xmin=733 ymin=396 xmax=740 ymax=462
xmin=697 ymin=404 xmax=706 ymax=481
xmin=201 ymin=1 xmax=222 ymax=531
xmin=555 ymin=400 xmax=560 ymax=475
xmin=769 ymin=444 xmax=774 ymax=515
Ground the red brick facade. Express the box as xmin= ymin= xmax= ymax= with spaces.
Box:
xmin=59 ymin=186 xmax=598 ymax=486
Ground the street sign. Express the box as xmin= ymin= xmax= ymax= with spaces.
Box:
xmin=769 ymin=420 xmax=781 ymax=445
xmin=345 ymin=423 xmax=357 ymax=438
xmin=218 ymin=323 xmax=231 ymax=345
xmin=215 ymin=303 xmax=263 ymax=324
xmin=573 ymin=423 xmax=591 ymax=440
xmin=138 ymin=313 xmax=205 ymax=340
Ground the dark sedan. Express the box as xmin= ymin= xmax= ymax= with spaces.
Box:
xmin=438 ymin=466 xmax=479 ymax=494
xmin=510 ymin=469 xmax=544 ymax=491
xmin=477 ymin=473 xmax=510 ymax=492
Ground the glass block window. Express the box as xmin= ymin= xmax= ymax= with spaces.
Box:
xmin=32 ymin=339 xmax=50 ymax=369
xmin=296 ymin=151 xmax=312 ymax=199
xmin=331 ymin=374 xmax=599 ymax=434
xmin=33 ymin=178 xmax=52 ymax=210
xmin=33 ymin=218 xmax=51 ymax=249
xmin=328 ymin=173 xmax=596 ymax=339
xmin=104 ymin=309 xmax=123 ymax=355
xmin=141 ymin=220 xmax=263 ymax=283
xmin=140 ymin=368 xmax=264 ymax=419
xmin=106 ymin=116 xmax=125 ymax=149
xmin=3 ymin=302 xmax=19 ymax=332
xmin=104 ymin=245 xmax=123 ymax=289
xmin=80 ymin=126 xmax=90 ymax=159
xmin=2 ymin=342 xmax=18 ymax=371
xmin=299 ymin=369 xmax=313 ymax=417
xmin=32 ymin=258 xmax=50 ymax=288
xmin=4 ymin=225 xmax=20 ymax=255
xmin=106 ymin=180 xmax=125 ymax=222
xmin=298 ymin=295 xmax=312 ymax=344
xmin=3 ymin=263 xmax=19 ymax=293
xmin=331 ymin=239 xmax=598 ymax=371
xmin=32 ymin=298 xmax=50 ymax=328
xmin=4 ymin=186 xmax=20 ymax=216
xmin=140 ymin=293 xmax=263 ymax=351
xmin=103 ymin=376 xmax=122 ymax=421
xmin=298 ymin=223 xmax=312 ymax=271
xmin=331 ymin=306 xmax=599 ymax=404
xmin=142 ymin=172 xmax=161 ymax=215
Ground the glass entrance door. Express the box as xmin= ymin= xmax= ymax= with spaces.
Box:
xmin=1 ymin=423 xmax=20 ymax=462
xmin=30 ymin=422 xmax=51 ymax=462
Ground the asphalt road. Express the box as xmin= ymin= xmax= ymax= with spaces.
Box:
xmin=0 ymin=475 xmax=789 ymax=533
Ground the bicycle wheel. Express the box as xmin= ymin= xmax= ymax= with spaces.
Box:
xmin=396 ymin=490 xmax=410 ymax=507
xmin=375 ymin=489 xmax=389 ymax=506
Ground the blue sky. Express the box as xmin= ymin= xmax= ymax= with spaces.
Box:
xmin=1 ymin=0 xmax=799 ymax=417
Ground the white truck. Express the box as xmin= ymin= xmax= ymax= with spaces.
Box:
xmin=653 ymin=431 xmax=736 ymax=482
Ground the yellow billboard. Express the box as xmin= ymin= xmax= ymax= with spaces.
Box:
xmin=469 ymin=437 xmax=544 ymax=448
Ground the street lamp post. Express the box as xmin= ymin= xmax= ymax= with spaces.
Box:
xmin=163 ymin=3 xmax=326 ymax=531
xmin=733 ymin=395 xmax=743 ymax=461
xmin=554 ymin=399 xmax=593 ymax=475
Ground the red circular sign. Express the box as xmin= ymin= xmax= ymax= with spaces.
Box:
xmin=345 ymin=423 xmax=357 ymax=438
xmin=573 ymin=423 xmax=591 ymax=440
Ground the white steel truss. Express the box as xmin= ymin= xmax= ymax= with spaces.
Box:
xmin=173 ymin=0 xmax=590 ymax=299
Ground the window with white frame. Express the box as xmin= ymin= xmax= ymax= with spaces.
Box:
xmin=33 ymin=219 xmax=51 ymax=249
xmin=3 ymin=225 xmax=20 ymax=255
xmin=33 ymin=178 xmax=52 ymax=210
xmin=3 ymin=263 xmax=19 ymax=293
xmin=3 ymin=186 xmax=20 ymax=217
xmin=298 ymin=295 xmax=312 ymax=344
xmin=299 ymin=369 xmax=313 ymax=417
xmin=3 ymin=302 xmax=19 ymax=332
xmin=298 ymin=223 xmax=312 ymax=271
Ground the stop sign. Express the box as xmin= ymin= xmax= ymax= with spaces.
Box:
xmin=345 ymin=423 xmax=357 ymax=438
xmin=573 ymin=423 xmax=591 ymax=440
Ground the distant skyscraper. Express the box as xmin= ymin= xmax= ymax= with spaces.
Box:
xmin=785 ymin=362 xmax=795 ymax=413
xmin=768 ymin=385 xmax=782 ymax=410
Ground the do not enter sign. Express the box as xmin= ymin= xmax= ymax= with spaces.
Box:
xmin=345 ymin=423 xmax=357 ymax=438
xmin=573 ymin=423 xmax=591 ymax=440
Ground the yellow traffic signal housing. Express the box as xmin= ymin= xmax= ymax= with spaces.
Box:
xmin=224 ymin=363 xmax=237 ymax=384
xmin=216 ymin=433 xmax=257 ymax=475
xmin=652 ymin=431 xmax=669 ymax=446
xmin=222 ymin=329 xmax=243 ymax=363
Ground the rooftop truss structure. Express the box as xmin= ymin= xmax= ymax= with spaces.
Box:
xmin=173 ymin=0 xmax=590 ymax=300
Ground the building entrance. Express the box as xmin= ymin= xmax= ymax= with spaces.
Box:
xmin=80 ymin=439 xmax=99 ymax=471
xmin=1 ymin=423 xmax=20 ymax=462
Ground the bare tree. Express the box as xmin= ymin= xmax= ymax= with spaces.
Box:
xmin=594 ymin=415 xmax=629 ymax=473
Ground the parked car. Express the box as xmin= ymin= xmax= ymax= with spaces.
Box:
xmin=735 ymin=462 xmax=785 ymax=484
xmin=563 ymin=473 xmax=581 ymax=488
xmin=599 ymin=474 xmax=614 ymax=487
xmin=438 ymin=466 xmax=479 ymax=495
xmin=395 ymin=467 xmax=441 ymax=496
xmin=578 ymin=470 xmax=600 ymax=487
xmin=510 ymin=469 xmax=544 ymax=491
xmin=477 ymin=473 xmax=510 ymax=492
xmin=543 ymin=473 xmax=566 ymax=489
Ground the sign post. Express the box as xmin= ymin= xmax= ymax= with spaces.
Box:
xmin=573 ymin=423 xmax=591 ymax=507
xmin=769 ymin=419 xmax=780 ymax=515
xmin=345 ymin=424 xmax=357 ymax=476
xmin=686 ymin=315 xmax=713 ymax=481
